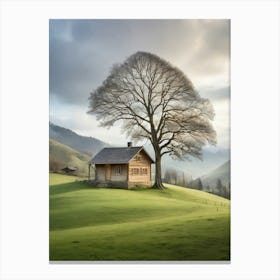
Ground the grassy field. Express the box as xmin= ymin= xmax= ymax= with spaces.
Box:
xmin=49 ymin=173 xmax=230 ymax=261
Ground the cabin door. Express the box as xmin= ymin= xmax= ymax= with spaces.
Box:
xmin=105 ymin=164 xmax=111 ymax=181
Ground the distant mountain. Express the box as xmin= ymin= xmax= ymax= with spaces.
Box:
xmin=49 ymin=123 xmax=229 ymax=180
xmin=49 ymin=123 xmax=108 ymax=157
xmin=143 ymin=143 xmax=230 ymax=179
xmin=49 ymin=139 xmax=90 ymax=176
xmin=200 ymin=160 xmax=230 ymax=189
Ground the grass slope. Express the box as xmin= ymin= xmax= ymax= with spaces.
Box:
xmin=50 ymin=122 xmax=107 ymax=156
xmin=50 ymin=173 xmax=230 ymax=261
xmin=49 ymin=139 xmax=90 ymax=176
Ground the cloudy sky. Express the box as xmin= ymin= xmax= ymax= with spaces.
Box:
xmin=49 ymin=19 xmax=230 ymax=152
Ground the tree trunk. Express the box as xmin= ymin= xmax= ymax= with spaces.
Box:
xmin=152 ymin=153 xmax=165 ymax=190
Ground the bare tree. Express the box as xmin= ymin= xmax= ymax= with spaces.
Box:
xmin=88 ymin=52 xmax=216 ymax=189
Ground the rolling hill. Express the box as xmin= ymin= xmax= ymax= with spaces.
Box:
xmin=49 ymin=139 xmax=90 ymax=176
xmin=200 ymin=160 xmax=230 ymax=188
xmin=49 ymin=122 xmax=108 ymax=156
xmin=49 ymin=123 xmax=230 ymax=179
xmin=49 ymin=173 xmax=230 ymax=261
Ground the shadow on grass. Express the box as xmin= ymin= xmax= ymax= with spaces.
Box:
xmin=50 ymin=181 xmax=157 ymax=196
xmin=50 ymin=181 xmax=96 ymax=195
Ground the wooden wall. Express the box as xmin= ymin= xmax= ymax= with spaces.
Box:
xmin=128 ymin=150 xmax=152 ymax=184
xmin=110 ymin=164 xmax=127 ymax=182
xmin=95 ymin=164 xmax=127 ymax=182
xmin=96 ymin=164 xmax=105 ymax=181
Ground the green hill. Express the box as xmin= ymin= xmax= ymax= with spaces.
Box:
xmin=49 ymin=122 xmax=108 ymax=156
xmin=49 ymin=173 xmax=230 ymax=261
xmin=49 ymin=139 xmax=90 ymax=176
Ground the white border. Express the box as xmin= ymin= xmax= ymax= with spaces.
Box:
xmin=0 ymin=1 xmax=279 ymax=280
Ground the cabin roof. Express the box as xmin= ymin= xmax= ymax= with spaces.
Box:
xmin=89 ymin=146 xmax=154 ymax=164
xmin=61 ymin=166 xmax=77 ymax=171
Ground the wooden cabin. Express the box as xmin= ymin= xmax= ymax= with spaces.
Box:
xmin=61 ymin=166 xmax=77 ymax=174
xmin=88 ymin=142 xmax=154 ymax=188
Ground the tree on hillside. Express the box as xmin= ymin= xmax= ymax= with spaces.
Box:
xmin=216 ymin=178 xmax=223 ymax=195
xmin=170 ymin=169 xmax=178 ymax=185
xmin=181 ymin=172 xmax=186 ymax=187
xmin=164 ymin=168 xmax=178 ymax=185
xmin=228 ymin=182 xmax=231 ymax=199
xmin=193 ymin=178 xmax=203 ymax=190
xmin=88 ymin=52 xmax=216 ymax=189
xmin=164 ymin=169 xmax=188 ymax=187
xmin=221 ymin=186 xmax=229 ymax=199
xmin=164 ymin=169 xmax=172 ymax=184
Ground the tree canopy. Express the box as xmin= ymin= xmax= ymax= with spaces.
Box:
xmin=88 ymin=51 xmax=216 ymax=189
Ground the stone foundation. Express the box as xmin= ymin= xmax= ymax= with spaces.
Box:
xmin=88 ymin=180 xmax=152 ymax=189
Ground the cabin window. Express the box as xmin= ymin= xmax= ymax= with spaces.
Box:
xmin=115 ymin=165 xmax=122 ymax=175
xmin=130 ymin=168 xmax=139 ymax=175
xmin=142 ymin=168 xmax=148 ymax=175
xmin=135 ymin=155 xmax=142 ymax=161
xmin=139 ymin=168 xmax=147 ymax=175
xmin=130 ymin=167 xmax=147 ymax=176
xmin=133 ymin=168 xmax=139 ymax=175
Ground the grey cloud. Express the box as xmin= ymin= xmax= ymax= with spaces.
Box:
xmin=198 ymin=20 xmax=230 ymax=58
xmin=199 ymin=86 xmax=230 ymax=101
xmin=49 ymin=33 xmax=110 ymax=104
xmin=49 ymin=19 xmax=230 ymax=106
xmin=177 ymin=20 xmax=230 ymax=79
